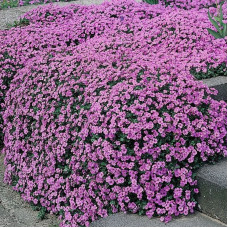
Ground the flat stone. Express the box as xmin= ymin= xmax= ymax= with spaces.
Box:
xmin=201 ymin=77 xmax=227 ymax=102
xmin=202 ymin=76 xmax=227 ymax=87
xmin=210 ymin=84 xmax=227 ymax=102
xmin=0 ymin=204 xmax=23 ymax=227
xmin=197 ymin=160 xmax=227 ymax=188
xmin=90 ymin=211 xmax=226 ymax=227
xmin=196 ymin=160 xmax=227 ymax=223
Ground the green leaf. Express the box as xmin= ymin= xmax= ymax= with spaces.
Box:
xmin=208 ymin=11 xmax=222 ymax=34
xmin=207 ymin=28 xmax=223 ymax=39
xmin=144 ymin=0 xmax=159 ymax=4
xmin=81 ymin=103 xmax=91 ymax=110
xmin=100 ymin=162 xmax=106 ymax=166
xmin=38 ymin=207 xmax=46 ymax=220
xmin=214 ymin=16 xmax=220 ymax=21
xmin=59 ymin=209 xmax=64 ymax=216
xmin=63 ymin=166 xmax=69 ymax=172
xmin=223 ymin=23 xmax=227 ymax=37
xmin=139 ymin=210 xmax=144 ymax=215
xmin=219 ymin=3 xmax=223 ymax=25
xmin=110 ymin=200 xmax=116 ymax=205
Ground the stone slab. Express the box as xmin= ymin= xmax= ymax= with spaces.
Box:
xmin=201 ymin=77 xmax=227 ymax=102
xmin=211 ymin=84 xmax=227 ymax=102
xmin=196 ymin=159 xmax=227 ymax=224
xmin=90 ymin=211 xmax=226 ymax=227
xmin=202 ymin=76 xmax=227 ymax=87
xmin=197 ymin=160 xmax=227 ymax=188
xmin=0 ymin=205 xmax=23 ymax=227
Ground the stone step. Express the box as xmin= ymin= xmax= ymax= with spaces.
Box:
xmin=91 ymin=160 xmax=227 ymax=226
xmin=196 ymin=159 xmax=227 ymax=224
xmin=202 ymin=76 xmax=227 ymax=102
xmin=90 ymin=211 xmax=226 ymax=227
xmin=202 ymin=76 xmax=227 ymax=87
xmin=211 ymin=83 xmax=227 ymax=102
xmin=198 ymin=76 xmax=227 ymax=222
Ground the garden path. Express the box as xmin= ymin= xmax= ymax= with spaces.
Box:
xmin=0 ymin=0 xmax=108 ymax=30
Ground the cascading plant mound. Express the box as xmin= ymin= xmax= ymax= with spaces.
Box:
xmin=0 ymin=0 xmax=227 ymax=227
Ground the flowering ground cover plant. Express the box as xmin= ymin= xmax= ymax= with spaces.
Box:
xmin=0 ymin=0 xmax=225 ymax=9
xmin=160 ymin=0 xmax=225 ymax=9
xmin=0 ymin=0 xmax=227 ymax=226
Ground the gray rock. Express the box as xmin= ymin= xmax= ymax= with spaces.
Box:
xmin=196 ymin=160 xmax=227 ymax=223
xmin=202 ymin=76 xmax=227 ymax=87
xmin=0 ymin=205 xmax=23 ymax=227
xmin=210 ymin=84 xmax=227 ymax=102
xmin=90 ymin=211 xmax=226 ymax=227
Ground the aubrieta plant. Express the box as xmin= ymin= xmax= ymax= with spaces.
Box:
xmin=157 ymin=0 xmax=226 ymax=9
xmin=0 ymin=0 xmax=225 ymax=9
xmin=0 ymin=0 xmax=227 ymax=227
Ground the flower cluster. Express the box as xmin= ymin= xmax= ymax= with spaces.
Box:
xmin=0 ymin=0 xmax=224 ymax=9
xmin=0 ymin=0 xmax=227 ymax=226
xmin=160 ymin=0 xmax=224 ymax=9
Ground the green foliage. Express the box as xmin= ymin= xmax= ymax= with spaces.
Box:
xmin=38 ymin=207 xmax=47 ymax=220
xmin=107 ymin=78 xmax=124 ymax=87
xmin=143 ymin=0 xmax=159 ymax=4
xmin=31 ymin=203 xmax=42 ymax=211
xmin=30 ymin=201 xmax=47 ymax=220
xmin=0 ymin=0 xmax=78 ymax=10
xmin=49 ymin=223 xmax=60 ymax=227
xmin=63 ymin=165 xmax=72 ymax=178
xmin=81 ymin=103 xmax=91 ymax=110
xmin=125 ymin=111 xmax=138 ymax=123
xmin=11 ymin=175 xmax=19 ymax=186
xmin=31 ymin=202 xmax=47 ymax=220
xmin=6 ymin=18 xmax=30 ymax=29
xmin=0 ymin=0 xmax=18 ymax=9
xmin=190 ymin=62 xmax=227 ymax=79
xmin=207 ymin=2 xmax=227 ymax=39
